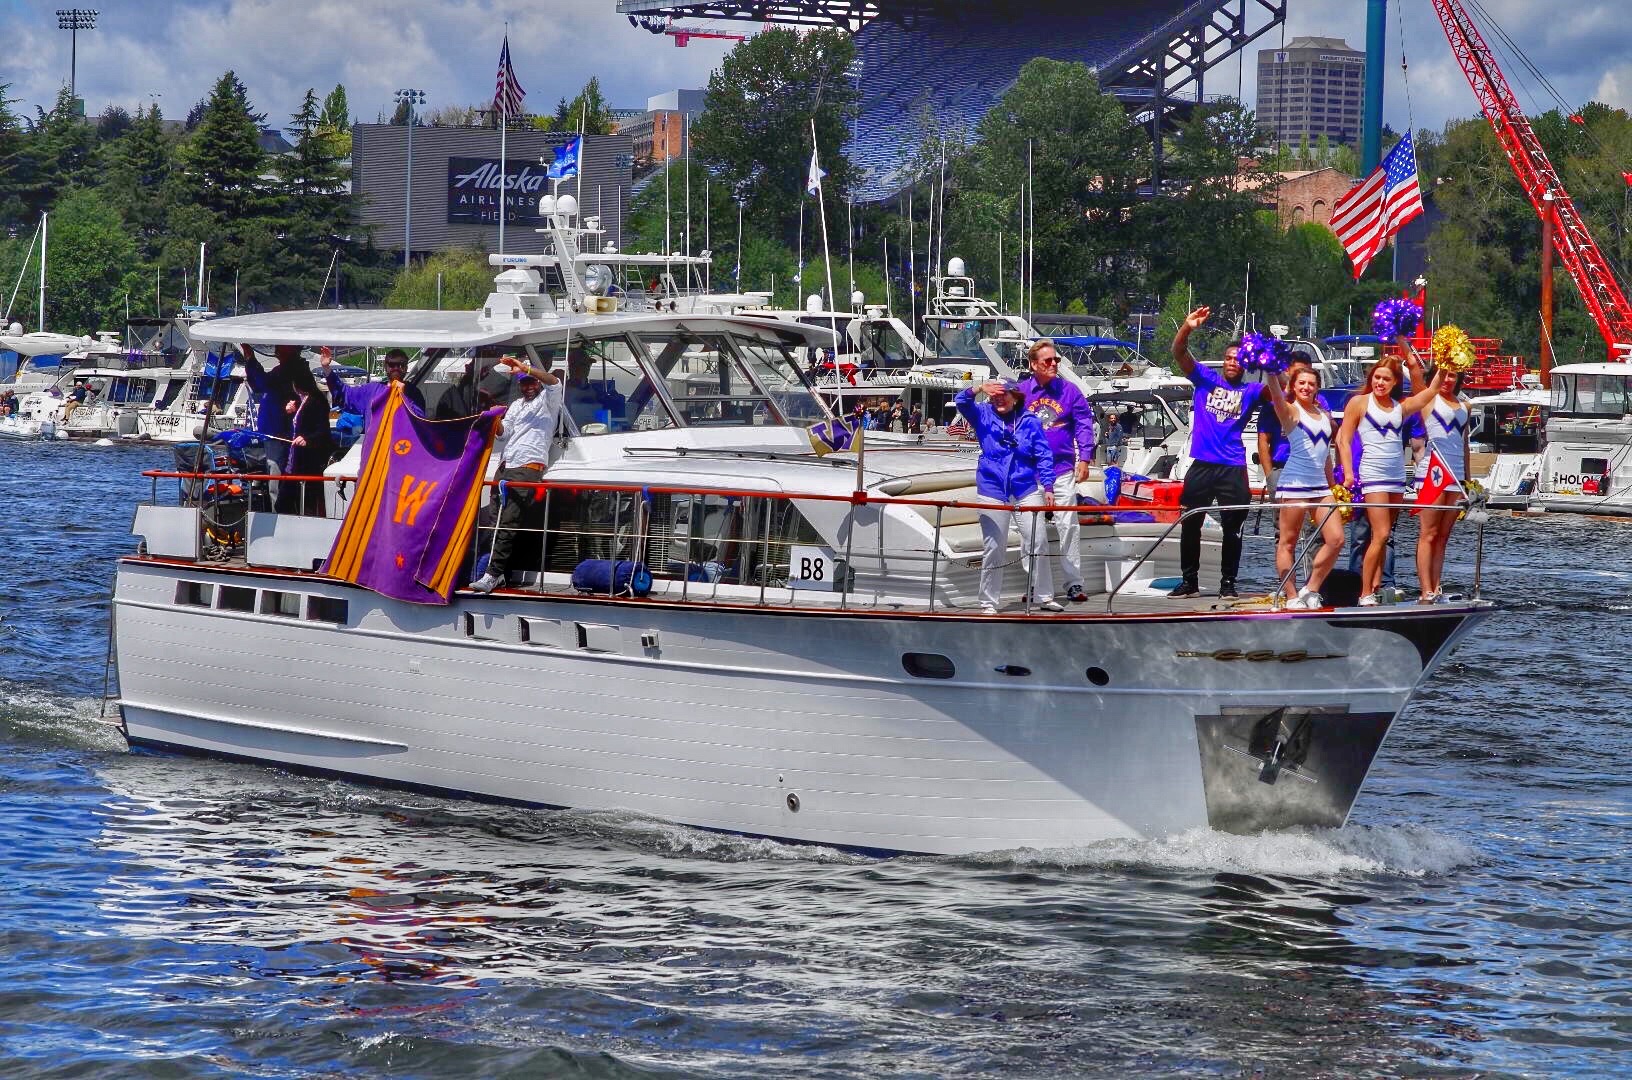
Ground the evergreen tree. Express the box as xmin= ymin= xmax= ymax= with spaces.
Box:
xmin=100 ymin=104 xmax=173 ymax=258
xmin=274 ymin=88 xmax=352 ymax=307
xmin=175 ymin=72 xmax=267 ymax=223
xmin=19 ymin=88 xmax=100 ymax=216
xmin=35 ymin=188 xmax=138 ymax=333
xmin=0 ymin=84 xmax=30 ymax=227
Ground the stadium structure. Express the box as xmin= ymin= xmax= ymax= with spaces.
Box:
xmin=618 ymin=1 xmax=1287 ymax=202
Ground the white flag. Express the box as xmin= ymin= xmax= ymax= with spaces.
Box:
xmin=806 ymin=146 xmax=826 ymax=195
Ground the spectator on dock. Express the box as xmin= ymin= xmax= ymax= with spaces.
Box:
xmin=954 ymin=379 xmax=1059 ymax=615
xmin=1169 ymin=306 xmax=1266 ymax=599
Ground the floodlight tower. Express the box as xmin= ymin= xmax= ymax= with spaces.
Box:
xmin=395 ymin=88 xmax=428 ymax=268
xmin=56 ymin=9 xmax=98 ymax=113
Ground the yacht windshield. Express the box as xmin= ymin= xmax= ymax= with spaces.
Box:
xmin=726 ymin=332 xmax=828 ymax=424
xmin=636 ymin=330 xmax=779 ymax=427
xmin=533 ymin=337 xmax=678 ymax=434
xmin=856 ymin=320 xmax=916 ymax=368
xmin=1553 ymin=373 xmax=1629 ymax=417
xmin=924 ymin=317 xmax=1004 ymax=359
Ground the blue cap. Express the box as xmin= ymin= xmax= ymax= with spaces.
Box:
xmin=996 ymin=378 xmax=1026 ymax=398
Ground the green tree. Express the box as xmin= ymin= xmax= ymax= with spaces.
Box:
xmin=320 ymin=84 xmax=349 ymax=130
xmin=173 ymin=72 xmax=267 ymax=224
xmin=0 ymin=83 xmax=30 ymax=226
xmin=691 ymin=28 xmax=859 ymax=246
xmin=18 ymin=87 xmax=100 ymax=217
xmin=537 ymin=77 xmax=617 ymax=135
xmin=35 ymin=188 xmax=138 ymax=333
xmin=385 ymin=248 xmax=495 ymax=309
xmin=273 ymin=88 xmax=353 ymax=307
xmin=100 ymin=104 xmax=173 ymax=258
xmin=954 ymin=59 xmax=1149 ymax=308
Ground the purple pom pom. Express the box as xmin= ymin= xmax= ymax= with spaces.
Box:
xmin=1372 ymin=297 xmax=1422 ymax=340
xmin=1238 ymin=332 xmax=1290 ymax=373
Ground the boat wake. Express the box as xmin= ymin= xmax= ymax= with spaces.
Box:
xmin=0 ymin=683 xmax=125 ymax=752
xmin=956 ymin=823 xmax=1483 ymax=879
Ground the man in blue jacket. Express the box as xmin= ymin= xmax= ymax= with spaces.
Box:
xmin=954 ymin=379 xmax=1060 ymax=614
xmin=1018 ymin=338 xmax=1096 ymax=602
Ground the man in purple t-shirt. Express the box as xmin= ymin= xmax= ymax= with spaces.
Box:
xmin=1169 ymin=305 xmax=1266 ymax=598
xmin=1018 ymin=338 xmax=1096 ymax=602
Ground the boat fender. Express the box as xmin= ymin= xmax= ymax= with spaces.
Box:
xmin=571 ymin=559 xmax=653 ymax=598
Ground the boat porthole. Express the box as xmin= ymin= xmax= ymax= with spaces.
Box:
xmin=1086 ymin=667 xmax=1110 ymax=687
xmin=902 ymin=652 xmax=956 ymax=679
xmin=786 ymin=793 xmax=801 ymax=812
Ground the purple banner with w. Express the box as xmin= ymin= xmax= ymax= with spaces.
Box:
xmin=324 ymin=385 xmax=505 ymax=605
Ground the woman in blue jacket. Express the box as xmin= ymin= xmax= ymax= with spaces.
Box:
xmin=954 ymin=379 xmax=1060 ymax=614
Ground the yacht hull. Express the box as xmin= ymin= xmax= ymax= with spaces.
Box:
xmin=113 ymin=560 xmax=1487 ymax=856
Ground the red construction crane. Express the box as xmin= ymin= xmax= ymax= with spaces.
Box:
xmin=1433 ymin=0 xmax=1632 ymax=359
xmin=664 ymin=21 xmax=747 ymax=47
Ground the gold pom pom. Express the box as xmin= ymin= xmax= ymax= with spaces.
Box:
xmin=1330 ymin=484 xmax=1353 ymax=520
xmin=1432 ymin=325 xmax=1477 ymax=373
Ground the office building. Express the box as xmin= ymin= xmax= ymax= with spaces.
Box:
xmin=1256 ymin=36 xmax=1365 ymax=149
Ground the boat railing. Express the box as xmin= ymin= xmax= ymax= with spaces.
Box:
xmin=1104 ymin=497 xmax=1489 ymax=611
xmin=139 ymin=468 xmax=1490 ymax=615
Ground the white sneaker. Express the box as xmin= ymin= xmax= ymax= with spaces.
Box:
xmin=1358 ymin=593 xmax=1379 ymax=607
xmin=1039 ymin=599 xmax=1065 ymax=613
xmin=470 ymin=571 xmax=502 ymax=594
xmin=980 ymin=603 xmax=999 ymax=615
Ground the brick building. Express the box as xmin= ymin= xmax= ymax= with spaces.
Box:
xmin=1274 ymin=168 xmax=1356 ymax=229
xmin=622 ymin=89 xmax=705 ymax=168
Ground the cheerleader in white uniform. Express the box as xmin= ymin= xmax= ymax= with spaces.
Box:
xmin=1337 ymin=349 xmax=1444 ymax=605
xmin=1264 ymin=363 xmax=1343 ymax=608
xmin=1414 ymin=375 xmax=1471 ymax=602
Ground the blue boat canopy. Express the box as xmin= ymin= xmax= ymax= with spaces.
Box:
xmin=1323 ymin=334 xmax=1386 ymax=345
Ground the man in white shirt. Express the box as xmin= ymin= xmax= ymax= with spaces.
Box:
xmin=471 ymin=355 xmax=563 ymax=593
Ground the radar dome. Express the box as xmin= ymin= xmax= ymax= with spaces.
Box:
xmin=947 ymin=256 xmax=966 ymax=277
xmin=556 ymin=194 xmax=579 ymax=217
xmin=805 ymin=293 xmax=825 ymax=313
xmin=537 ymin=195 xmax=557 ymax=214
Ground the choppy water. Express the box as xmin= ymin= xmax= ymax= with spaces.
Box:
xmin=2 ymin=440 xmax=1628 ymax=1077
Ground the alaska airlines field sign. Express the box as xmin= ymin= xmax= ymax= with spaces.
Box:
xmin=447 ymin=158 xmax=552 ymax=227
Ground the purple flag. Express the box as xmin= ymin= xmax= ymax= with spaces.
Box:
xmin=325 ymin=384 xmax=504 ymax=604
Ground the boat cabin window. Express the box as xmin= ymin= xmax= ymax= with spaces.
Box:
xmin=1484 ymin=403 xmax=1544 ymax=453
xmin=218 ymin=585 xmax=256 ymax=613
xmin=924 ymin=317 xmax=1001 ymax=359
xmin=306 ymin=596 xmax=348 ymax=624
xmin=175 ymin=581 xmax=214 ymax=607
xmin=260 ymin=590 xmax=301 ymax=618
xmin=726 ymin=333 xmax=828 ymax=424
xmin=856 ymin=321 xmax=915 ymax=369
xmin=105 ymin=377 xmax=158 ymax=405
xmin=1552 ymin=373 xmax=1631 ymax=417
xmin=533 ymin=337 xmax=677 ymax=435
xmin=636 ymin=331 xmax=780 ymax=427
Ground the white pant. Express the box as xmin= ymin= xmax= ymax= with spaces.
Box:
xmin=1047 ymin=469 xmax=1083 ymax=592
xmin=978 ymin=488 xmax=1053 ymax=609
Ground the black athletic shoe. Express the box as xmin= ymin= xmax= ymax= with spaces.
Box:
xmin=1167 ymin=580 xmax=1200 ymax=598
xmin=1218 ymin=580 xmax=1239 ymax=599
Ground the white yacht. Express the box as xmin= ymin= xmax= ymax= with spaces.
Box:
xmin=1534 ymin=361 xmax=1632 ymax=514
xmin=1469 ymin=377 xmax=1547 ymax=509
xmin=109 ymin=238 xmax=1493 ymax=857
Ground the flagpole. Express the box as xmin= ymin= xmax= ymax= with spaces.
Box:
xmin=498 ymin=98 xmax=508 ymax=253
xmin=810 ymin=119 xmax=841 ymax=422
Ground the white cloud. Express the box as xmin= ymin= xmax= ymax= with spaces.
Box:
xmin=3 ymin=0 xmax=730 ymax=123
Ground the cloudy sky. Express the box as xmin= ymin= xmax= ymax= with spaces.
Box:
xmin=2 ymin=0 xmax=1627 ymax=137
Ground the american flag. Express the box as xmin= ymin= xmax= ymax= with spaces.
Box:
xmin=1330 ymin=132 xmax=1425 ymax=279
xmin=493 ymin=35 xmax=525 ymax=118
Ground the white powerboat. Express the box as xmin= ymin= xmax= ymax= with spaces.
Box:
xmin=1533 ymin=362 xmax=1632 ymax=514
xmin=1469 ymin=378 xmax=1547 ymax=509
xmin=111 ymin=222 xmax=1493 ymax=856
